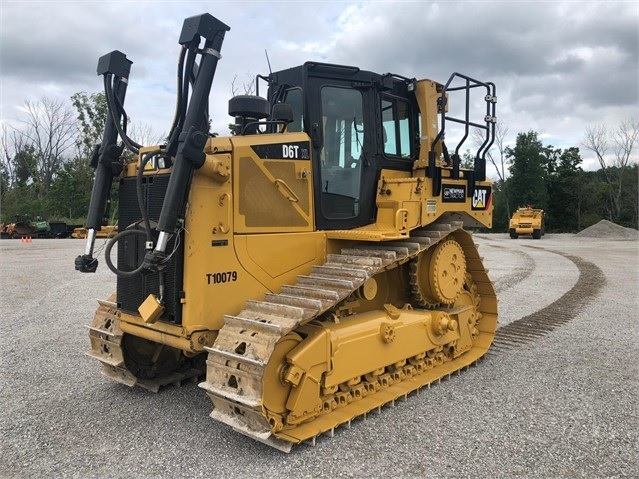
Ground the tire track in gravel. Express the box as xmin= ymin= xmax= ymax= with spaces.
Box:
xmin=489 ymin=247 xmax=536 ymax=294
xmin=488 ymin=247 xmax=606 ymax=354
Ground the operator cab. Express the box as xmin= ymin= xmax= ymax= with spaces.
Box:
xmin=263 ymin=62 xmax=418 ymax=231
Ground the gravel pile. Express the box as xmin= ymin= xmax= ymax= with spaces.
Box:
xmin=575 ymin=219 xmax=639 ymax=239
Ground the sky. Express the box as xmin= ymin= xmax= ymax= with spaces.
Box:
xmin=1 ymin=0 xmax=637 ymax=175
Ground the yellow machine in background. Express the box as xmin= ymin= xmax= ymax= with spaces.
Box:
xmin=72 ymin=225 xmax=118 ymax=239
xmin=509 ymin=206 xmax=545 ymax=239
xmin=76 ymin=13 xmax=498 ymax=451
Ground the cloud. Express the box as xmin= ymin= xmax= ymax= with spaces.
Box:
xmin=1 ymin=0 xmax=637 ymax=167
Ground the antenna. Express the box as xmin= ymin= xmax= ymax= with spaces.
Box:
xmin=265 ymin=49 xmax=273 ymax=75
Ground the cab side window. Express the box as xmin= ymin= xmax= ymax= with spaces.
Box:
xmin=382 ymin=97 xmax=413 ymax=159
xmin=283 ymin=87 xmax=304 ymax=132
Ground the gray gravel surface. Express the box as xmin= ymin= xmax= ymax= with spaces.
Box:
xmin=1 ymin=234 xmax=637 ymax=478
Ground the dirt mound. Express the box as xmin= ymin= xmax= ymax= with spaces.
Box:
xmin=575 ymin=219 xmax=639 ymax=240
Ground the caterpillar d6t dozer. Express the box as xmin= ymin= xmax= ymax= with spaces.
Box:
xmin=75 ymin=13 xmax=498 ymax=451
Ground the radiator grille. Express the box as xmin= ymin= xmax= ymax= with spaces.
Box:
xmin=116 ymin=175 xmax=184 ymax=324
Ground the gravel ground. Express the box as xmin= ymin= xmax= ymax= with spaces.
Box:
xmin=0 ymin=233 xmax=637 ymax=478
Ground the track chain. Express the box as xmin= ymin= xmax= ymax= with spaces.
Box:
xmin=87 ymin=296 xmax=203 ymax=393
xmin=199 ymin=221 xmax=495 ymax=450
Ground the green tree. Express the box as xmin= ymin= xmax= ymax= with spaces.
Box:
xmin=616 ymin=164 xmax=638 ymax=228
xmin=576 ymin=170 xmax=610 ymax=228
xmin=13 ymin=145 xmax=37 ymax=187
xmin=490 ymin=179 xmax=510 ymax=232
xmin=0 ymin=161 xmax=8 ymax=210
xmin=623 ymin=165 xmax=638 ymax=227
xmin=71 ymin=91 xmax=109 ymax=161
xmin=505 ymin=131 xmax=548 ymax=212
xmin=543 ymin=146 xmax=583 ymax=232
xmin=55 ymin=91 xmax=112 ymax=222
xmin=460 ymin=149 xmax=474 ymax=169
xmin=0 ymin=142 xmax=43 ymax=221
xmin=47 ymin=160 xmax=93 ymax=219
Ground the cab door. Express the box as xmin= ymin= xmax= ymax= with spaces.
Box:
xmin=306 ymin=79 xmax=378 ymax=231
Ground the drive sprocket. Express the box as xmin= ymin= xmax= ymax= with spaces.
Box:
xmin=410 ymin=238 xmax=467 ymax=307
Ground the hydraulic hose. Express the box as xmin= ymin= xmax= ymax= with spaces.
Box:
xmin=104 ymin=74 xmax=141 ymax=154
xmin=103 ymin=147 xmax=163 ymax=278
xmin=76 ymin=52 xmax=132 ymax=273
xmin=137 ymin=149 xmax=163 ymax=244
xmin=104 ymin=228 xmax=148 ymax=278
xmin=142 ymin=14 xmax=230 ymax=274
xmin=166 ymin=46 xmax=188 ymax=155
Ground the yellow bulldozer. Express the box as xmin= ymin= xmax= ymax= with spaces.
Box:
xmin=509 ymin=206 xmax=545 ymax=239
xmin=75 ymin=13 xmax=498 ymax=451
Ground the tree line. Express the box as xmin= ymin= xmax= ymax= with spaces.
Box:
xmin=487 ymin=120 xmax=638 ymax=232
xmin=1 ymin=93 xmax=165 ymax=225
xmin=0 ymin=93 xmax=637 ymax=232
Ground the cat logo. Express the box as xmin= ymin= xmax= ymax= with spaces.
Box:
xmin=472 ymin=186 xmax=492 ymax=210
